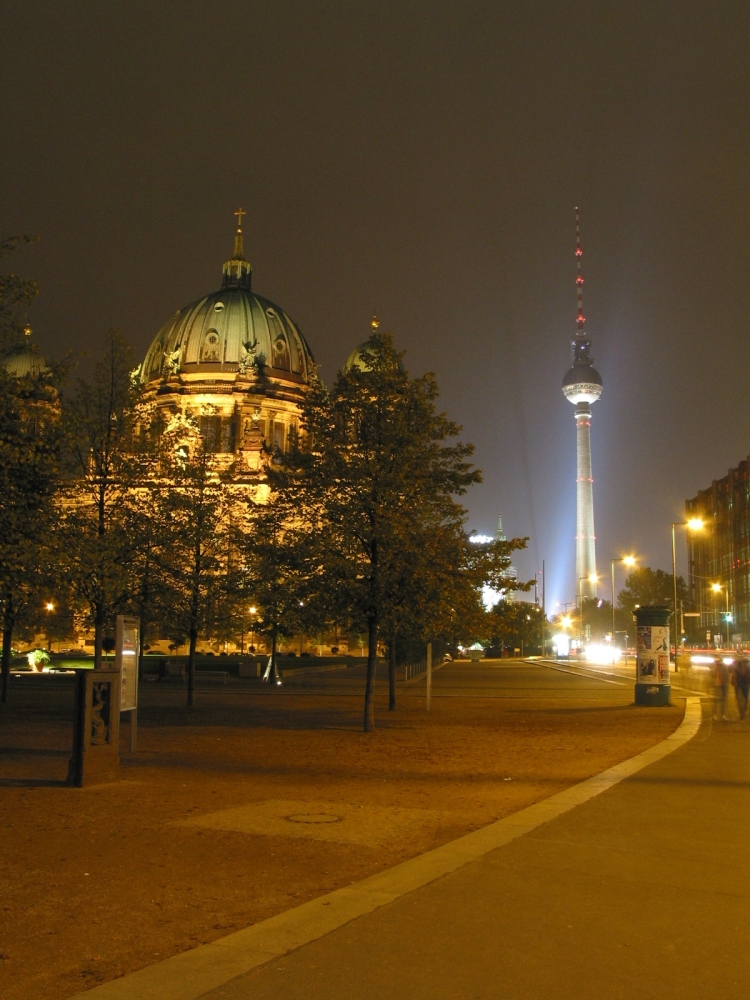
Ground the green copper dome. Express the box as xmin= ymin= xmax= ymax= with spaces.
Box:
xmin=140 ymin=220 xmax=315 ymax=390
xmin=2 ymin=327 xmax=48 ymax=378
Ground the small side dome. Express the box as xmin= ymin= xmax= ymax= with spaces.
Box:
xmin=343 ymin=316 xmax=404 ymax=374
xmin=2 ymin=326 xmax=49 ymax=378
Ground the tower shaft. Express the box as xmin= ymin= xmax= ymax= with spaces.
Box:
xmin=575 ymin=403 xmax=597 ymax=598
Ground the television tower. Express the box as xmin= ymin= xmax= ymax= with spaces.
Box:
xmin=562 ymin=209 xmax=602 ymax=599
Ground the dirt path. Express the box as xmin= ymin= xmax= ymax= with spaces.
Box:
xmin=0 ymin=663 xmax=683 ymax=999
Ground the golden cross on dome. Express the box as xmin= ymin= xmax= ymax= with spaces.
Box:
xmin=233 ymin=207 xmax=246 ymax=259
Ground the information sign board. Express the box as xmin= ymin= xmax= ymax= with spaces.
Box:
xmin=116 ymin=615 xmax=140 ymax=712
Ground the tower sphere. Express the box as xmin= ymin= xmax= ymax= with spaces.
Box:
xmin=561 ymin=361 xmax=603 ymax=405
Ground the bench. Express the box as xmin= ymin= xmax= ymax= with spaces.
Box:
xmin=195 ymin=670 xmax=228 ymax=685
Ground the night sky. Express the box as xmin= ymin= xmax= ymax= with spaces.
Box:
xmin=3 ymin=1 xmax=749 ymax=609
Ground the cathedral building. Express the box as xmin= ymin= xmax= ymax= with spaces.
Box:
xmin=139 ymin=210 xmax=317 ymax=478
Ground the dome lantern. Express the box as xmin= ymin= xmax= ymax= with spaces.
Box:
xmin=221 ymin=207 xmax=252 ymax=291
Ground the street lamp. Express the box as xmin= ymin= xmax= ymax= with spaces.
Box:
xmin=711 ymin=583 xmax=731 ymax=648
xmin=611 ymin=556 xmax=636 ymax=655
xmin=671 ymin=519 xmax=704 ymax=663
xmin=578 ymin=574 xmax=598 ymax=650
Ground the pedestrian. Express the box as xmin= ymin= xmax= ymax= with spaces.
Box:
xmin=732 ymin=655 xmax=750 ymax=721
xmin=713 ymin=655 xmax=729 ymax=721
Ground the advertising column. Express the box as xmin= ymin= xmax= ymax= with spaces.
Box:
xmin=634 ymin=605 xmax=671 ymax=706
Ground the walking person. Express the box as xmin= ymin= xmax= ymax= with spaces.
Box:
xmin=713 ymin=654 xmax=729 ymax=721
xmin=733 ymin=654 xmax=750 ymax=721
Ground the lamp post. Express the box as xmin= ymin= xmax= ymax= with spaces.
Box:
xmin=610 ymin=556 xmax=636 ymax=657
xmin=44 ymin=601 xmax=55 ymax=653
xmin=578 ymin=574 xmax=598 ymax=651
xmin=671 ymin=519 xmax=704 ymax=665
xmin=711 ymin=583 xmax=731 ymax=648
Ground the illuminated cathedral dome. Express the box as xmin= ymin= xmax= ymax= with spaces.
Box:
xmin=139 ymin=212 xmax=317 ymax=476
xmin=140 ymin=213 xmax=315 ymax=400
xmin=2 ymin=326 xmax=48 ymax=378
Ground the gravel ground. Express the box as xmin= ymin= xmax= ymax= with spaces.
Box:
xmin=0 ymin=660 xmax=682 ymax=1000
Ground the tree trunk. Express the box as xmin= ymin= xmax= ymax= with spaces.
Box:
xmin=1 ymin=600 xmax=14 ymax=704
xmin=94 ymin=601 xmax=104 ymax=670
xmin=364 ymin=615 xmax=378 ymax=732
xmin=388 ymin=634 xmax=396 ymax=711
xmin=187 ymin=628 xmax=197 ymax=707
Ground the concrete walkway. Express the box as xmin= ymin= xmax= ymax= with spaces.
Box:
xmin=204 ymin=698 xmax=748 ymax=1000
xmin=71 ymin=691 xmax=750 ymax=1000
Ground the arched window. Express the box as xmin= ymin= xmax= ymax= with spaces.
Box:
xmin=272 ymin=336 xmax=289 ymax=370
xmin=202 ymin=330 xmax=221 ymax=362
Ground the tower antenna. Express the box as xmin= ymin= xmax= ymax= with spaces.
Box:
xmin=575 ymin=206 xmax=585 ymax=336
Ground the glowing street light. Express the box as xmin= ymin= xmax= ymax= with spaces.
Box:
xmin=45 ymin=602 xmax=55 ymax=612
xmin=671 ymin=519 xmax=704 ymax=661
xmin=711 ymin=582 xmax=731 ymax=647
xmin=611 ymin=555 xmax=636 ymax=653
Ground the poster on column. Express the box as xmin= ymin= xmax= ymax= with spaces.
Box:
xmin=636 ymin=625 xmax=669 ymax=684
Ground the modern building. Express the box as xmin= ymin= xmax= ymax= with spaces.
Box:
xmin=686 ymin=459 xmax=750 ymax=643
xmin=562 ymin=209 xmax=602 ymax=600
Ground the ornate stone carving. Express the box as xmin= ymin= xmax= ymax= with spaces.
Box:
xmin=90 ymin=682 xmax=111 ymax=746
xmin=163 ymin=343 xmax=182 ymax=375
xmin=238 ymin=336 xmax=259 ymax=375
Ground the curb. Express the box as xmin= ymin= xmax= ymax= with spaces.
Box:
xmin=72 ymin=698 xmax=702 ymax=1000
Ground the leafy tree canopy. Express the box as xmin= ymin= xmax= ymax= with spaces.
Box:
xmin=618 ymin=566 xmax=688 ymax=613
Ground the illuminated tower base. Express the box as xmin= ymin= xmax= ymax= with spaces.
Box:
xmin=575 ymin=402 xmax=597 ymax=599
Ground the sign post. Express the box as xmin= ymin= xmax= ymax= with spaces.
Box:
xmin=116 ymin=615 xmax=140 ymax=752
xmin=634 ymin=605 xmax=671 ymax=706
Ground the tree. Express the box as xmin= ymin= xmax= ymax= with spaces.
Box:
xmin=491 ymin=600 xmax=546 ymax=655
xmin=0 ymin=233 xmax=38 ymax=352
xmin=618 ymin=567 xmax=689 ymax=615
xmin=0 ymin=366 xmax=63 ymax=699
xmin=233 ymin=488 xmax=309 ymax=683
xmin=60 ymin=330 xmax=145 ymax=668
xmin=154 ymin=413 xmax=231 ymax=706
xmin=273 ymin=332 xmax=483 ymax=732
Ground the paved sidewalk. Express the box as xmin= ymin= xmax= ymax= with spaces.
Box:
xmin=195 ymin=700 xmax=747 ymax=999
xmin=75 ymin=694 xmax=745 ymax=1000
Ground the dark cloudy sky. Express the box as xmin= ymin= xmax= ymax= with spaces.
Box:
xmin=2 ymin=1 xmax=749 ymax=608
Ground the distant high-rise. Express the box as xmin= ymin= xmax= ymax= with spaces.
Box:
xmin=562 ymin=210 xmax=602 ymax=599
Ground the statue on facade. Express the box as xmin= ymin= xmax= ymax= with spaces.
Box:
xmin=238 ymin=336 xmax=259 ymax=375
xmin=163 ymin=343 xmax=182 ymax=375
